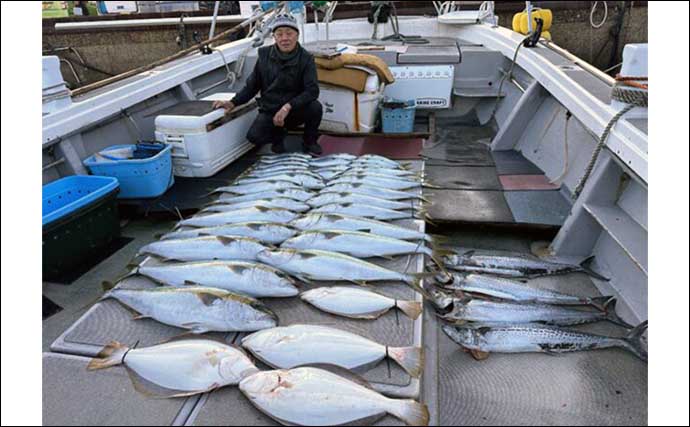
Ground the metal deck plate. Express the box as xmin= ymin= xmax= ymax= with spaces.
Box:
xmin=425 ymin=189 xmax=514 ymax=224
xmin=491 ymin=150 xmax=543 ymax=175
xmin=422 ymin=122 xmax=496 ymax=166
xmin=504 ymin=190 xmax=571 ymax=226
xmin=43 ymin=353 xmax=199 ymax=426
xmin=425 ymin=165 xmax=501 ymax=190
xmin=499 ymin=175 xmax=560 ymax=191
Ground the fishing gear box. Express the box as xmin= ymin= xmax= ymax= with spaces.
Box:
xmin=154 ymin=93 xmax=258 ymax=178
xmin=83 ymin=143 xmax=174 ymax=199
xmin=42 ymin=176 xmax=120 ymax=281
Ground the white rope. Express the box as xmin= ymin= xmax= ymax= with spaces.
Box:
xmin=589 ymin=1 xmax=608 ymax=29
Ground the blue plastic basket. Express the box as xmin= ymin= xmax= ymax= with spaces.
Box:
xmin=381 ymin=98 xmax=416 ymax=134
xmin=42 ymin=175 xmax=119 ymax=227
xmin=83 ymin=144 xmax=174 ymax=199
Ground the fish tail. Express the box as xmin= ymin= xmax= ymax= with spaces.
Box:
xmin=602 ymin=298 xmax=635 ymax=328
xmin=429 ymin=234 xmax=450 ymax=245
xmin=621 ymin=320 xmax=648 ymax=362
xmin=395 ymin=300 xmax=423 ymax=320
xmin=387 ymin=346 xmax=424 ymax=378
xmin=579 ymin=255 xmax=610 ymax=281
xmin=87 ymin=341 xmax=129 ymax=370
xmin=589 ymin=295 xmax=616 ymax=312
xmin=388 ymin=399 xmax=430 ymax=427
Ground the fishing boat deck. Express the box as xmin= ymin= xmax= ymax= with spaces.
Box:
xmin=42 ymin=130 xmax=646 ymax=425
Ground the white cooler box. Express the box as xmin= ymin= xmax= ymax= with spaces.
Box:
xmin=318 ymin=73 xmax=385 ymax=133
xmin=154 ymin=93 xmax=258 ymax=178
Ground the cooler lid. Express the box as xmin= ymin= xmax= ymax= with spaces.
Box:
xmin=154 ymin=101 xmax=225 ymax=131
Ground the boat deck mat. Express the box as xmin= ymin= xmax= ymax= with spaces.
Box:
xmin=491 ymin=150 xmax=543 ymax=175
xmin=425 ymin=189 xmax=515 ymax=224
xmin=42 ymin=353 xmax=199 ymax=426
xmin=425 ymin=165 xmax=501 ymax=190
xmin=504 ymin=190 xmax=571 ymax=226
xmin=318 ymin=135 xmax=424 ymax=159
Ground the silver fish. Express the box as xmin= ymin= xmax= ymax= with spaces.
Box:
xmin=290 ymin=213 xmax=435 ymax=242
xmin=136 ymin=235 xmax=270 ymax=262
xmin=444 ymin=251 xmax=609 ymax=280
xmin=442 ymin=322 xmax=648 ymax=362
xmin=239 ymin=367 xmax=429 ymax=426
xmin=308 ymin=157 xmax=352 ymax=168
xmin=176 ymin=206 xmax=299 ymax=228
xmin=102 ymin=286 xmax=278 ymax=333
xmin=130 ymin=260 xmax=299 ymax=298
xmin=214 ymin=180 xmax=300 ymax=195
xmin=329 ymin=175 xmax=421 ymax=191
xmin=280 ymin=230 xmax=450 ymax=266
xmin=307 ymin=192 xmax=419 ymax=211
xmin=256 ymin=248 xmax=428 ymax=295
xmin=160 ymin=222 xmax=298 ymax=244
xmin=311 ymin=203 xmax=419 ymax=221
xmin=217 ymin=188 xmax=314 ymax=203
xmin=300 ymin=286 xmax=422 ymax=320
xmin=439 ymin=273 xmax=614 ymax=310
xmin=235 ymin=174 xmax=324 ymax=190
xmin=88 ymin=338 xmax=259 ymax=397
xmin=241 ymin=169 xmax=321 ymax=181
xmin=340 ymin=167 xmax=420 ymax=178
xmin=202 ymin=198 xmax=311 ymax=213
xmin=242 ymin=324 xmax=424 ymax=377
xmin=324 ymin=183 xmax=424 ymax=201
xmin=440 ymin=296 xmax=632 ymax=328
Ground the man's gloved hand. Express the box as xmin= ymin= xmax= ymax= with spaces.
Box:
xmin=212 ymin=100 xmax=235 ymax=113
xmin=273 ymin=103 xmax=292 ymax=127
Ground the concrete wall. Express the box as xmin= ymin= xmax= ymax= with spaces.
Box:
xmin=43 ymin=2 xmax=647 ymax=88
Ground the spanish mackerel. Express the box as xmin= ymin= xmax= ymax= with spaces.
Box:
xmin=324 ymin=183 xmax=425 ymax=201
xmin=239 ymin=367 xmax=429 ymax=426
xmin=438 ymin=273 xmax=615 ymax=310
xmin=202 ymin=198 xmax=311 ymax=213
xmin=242 ymin=324 xmax=424 ymax=377
xmin=235 ymin=174 xmax=324 ymax=190
xmin=310 ymin=203 xmax=420 ymax=221
xmin=213 ymin=180 xmax=300 ymax=195
xmin=443 ymin=251 xmax=609 ymax=280
xmin=328 ymin=175 xmax=422 ymax=191
xmin=217 ymin=188 xmax=314 ymax=203
xmin=300 ymin=286 xmax=422 ymax=320
xmin=442 ymin=322 xmax=648 ymax=361
xmin=88 ymin=338 xmax=259 ymax=397
xmin=440 ymin=296 xmax=632 ymax=327
xmin=102 ymin=286 xmax=278 ymax=333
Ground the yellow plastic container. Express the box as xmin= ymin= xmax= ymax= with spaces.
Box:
xmin=512 ymin=9 xmax=553 ymax=34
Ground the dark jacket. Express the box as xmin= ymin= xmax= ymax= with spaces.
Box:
xmin=231 ymin=44 xmax=319 ymax=114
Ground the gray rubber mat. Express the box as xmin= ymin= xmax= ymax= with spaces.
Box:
xmin=491 ymin=150 xmax=543 ymax=175
xmin=422 ymin=122 xmax=496 ymax=166
xmin=425 ymin=189 xmax=514 ymax=224
xmin=504 ymin=190 xmax=571 ymax=227
xmin=43 ymin=353 xmax=198 ymax=426
xmin=436 ymin=261 xmax=647 ymax=426
xmin=425 ymin=166 xmax=501 ymax=190
xmin=51 ymin=273 xmax=233 ymax=357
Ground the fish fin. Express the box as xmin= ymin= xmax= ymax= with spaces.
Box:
xmin=184 ymin=280 xmax=203 ymax=287
xmin=295 ymin=364 xmax=378 ymax=391
xmin=379 ymin=255 xmax=397 ymax=261
xmin=537 ymin=344 xmax=563 ymax=356
xmin=602 ymin=298 xmax=635 ymax=328
xmin=215 ymin=236 xmax=237 ymax=246
xmin=622 ymin=320 xmax=648 ymax=362
xmin=463 ymin=250 xmax=475 ymax=257
xmin=389 ymin=399 xmax=430 ymax=427
xmin=350 ymin=280 xmax=370 ymax=287
xmin=110 ymin=265 xmax=141 ymax=285
xmin=181 ymin=322 xmax=211 ymax=334
xmin=429 ymin=233 xmax=450 ymax=245
xmin=132 ymin=314 xmax=152 ymax=321
xmin=469 ymin=349 xmax=491 ymax=361
xmin=387 ymin=346 xmax=424 ymax=378
xmin=579 ymin=255 xmax=610 ymax=281
xmin=196 ymin=292 xmax=223 ymax=306
xmin=395 ymin=300 xmax=423 ymax=320
xmin=87 ymin=341 xmax=129 ymax=370
xmin=125 ymin=365 xmax=205 ymax=398
xmin=101 ymin=281 xmax=117 ymax=293
xmin=153 ymin=232 xmax=166 ymax=239
xmin=589 ymin=295 xmax=615 ymax=312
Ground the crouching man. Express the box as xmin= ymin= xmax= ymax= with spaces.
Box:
xmin=212 ymin=13 xmax=323 ymax=154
